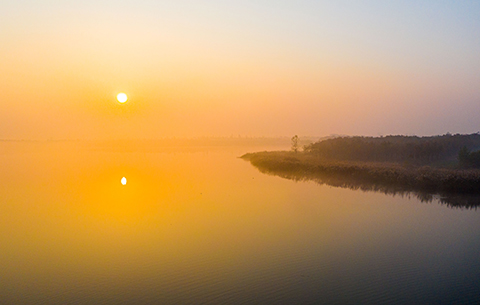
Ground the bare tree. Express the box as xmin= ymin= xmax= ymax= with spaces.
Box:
xmin=291 ymin=135 xmax=299 ymax=153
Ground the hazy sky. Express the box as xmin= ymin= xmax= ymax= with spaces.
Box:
xmin=2 ymin=0 xmax=480 ymax=139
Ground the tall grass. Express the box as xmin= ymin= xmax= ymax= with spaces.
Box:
xmin=241 ymin=151 xmax=480 ymax=209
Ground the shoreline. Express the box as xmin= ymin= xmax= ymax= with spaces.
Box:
xmin=241 ymin=151 xmax=480 ymax=208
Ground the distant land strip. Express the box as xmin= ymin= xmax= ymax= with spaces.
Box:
xmin=241 ymin=134 xmax=480 ymax=209
xmin=241 ymin=151 xmax=480 ymax=193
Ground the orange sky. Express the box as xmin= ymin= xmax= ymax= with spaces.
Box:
xmin=2 ymin=1 xmax=480 ymax=139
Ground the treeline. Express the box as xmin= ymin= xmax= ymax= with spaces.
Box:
xmin=458 ymin=147 xmax=480 ymax=168
xmin=303 ymin=133 xmax=480 ymax=165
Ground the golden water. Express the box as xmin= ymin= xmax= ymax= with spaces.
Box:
xmin=1 ymin=141 xmax=480 ymax=304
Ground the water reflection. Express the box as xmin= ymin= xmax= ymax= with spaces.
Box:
xmin=248 ymin=163 xmax=480 ymax=209
xmin=2 ymin=142 xmax=480 ymax=304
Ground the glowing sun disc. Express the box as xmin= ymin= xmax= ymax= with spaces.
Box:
xmin=121 ymin=177 xmax=127 ymax=185
xmin=117 ymin=93 xmax=128 ymax=103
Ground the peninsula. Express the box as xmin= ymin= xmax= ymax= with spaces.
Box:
xmin=242 ymin=133 xmax=480 ymax=207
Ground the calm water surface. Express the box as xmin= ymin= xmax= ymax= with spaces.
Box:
xmin=1 ymin=141 xmax=480 ymax=304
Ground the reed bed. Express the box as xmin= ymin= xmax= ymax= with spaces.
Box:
xmin=241 ymin=151 xmax=480 ymax=208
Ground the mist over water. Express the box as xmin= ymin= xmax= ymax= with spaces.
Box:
xmin=1 ymin=141 xmax=480 ymax=304
xmin=3 ymin=1 xmax=480 ymax=303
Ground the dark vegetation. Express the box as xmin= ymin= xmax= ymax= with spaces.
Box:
xmin=458 ymin=146 xmax=480 ymax=168
xmin=242 ymin=133 xmax=480 ymax=209
xmin=303 ymin=133 xmax=480 ymax=166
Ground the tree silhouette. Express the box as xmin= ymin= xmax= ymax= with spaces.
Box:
xmin=291 ymin=135 xmax=299 ymax=153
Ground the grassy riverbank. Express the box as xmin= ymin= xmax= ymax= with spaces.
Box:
xmin=241 ymin=151 xmax=480 ymax=202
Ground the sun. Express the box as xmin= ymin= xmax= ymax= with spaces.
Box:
xmin=121 ymin=177 xmax=127 ymax=185
xmin=117 ymin=93 xmax=128 ymax=103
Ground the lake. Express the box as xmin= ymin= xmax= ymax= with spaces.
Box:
xmin=1 ymin=141 xmax=480 ymax=304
